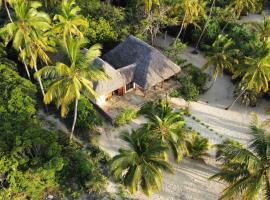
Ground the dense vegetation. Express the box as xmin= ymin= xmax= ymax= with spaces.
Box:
xmin=1 ymin=0 xmax=270 ymax=199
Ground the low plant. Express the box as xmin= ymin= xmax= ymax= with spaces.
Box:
xmin=114 ymin=108 xmax=137 ymax=127
xmin=186 ymin=132 xmax=210 ymax=162
xmin=178 ymin=76 xmax=200 ymax=101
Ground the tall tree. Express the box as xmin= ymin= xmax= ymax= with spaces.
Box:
xmin=35 ymin=38 xmax=107 ymax=140
xmin=174 ymin=0 xmax=205 ymax=44
xmin=194 ymin=0 xmax=216 ymax=52
xmin=110 ymin=129 xmax=173 ymax=196
xmin=203 ymin=34 xmax=239 ymax=81
xmin=0 ymin=0 xmax=51 ymax=96
xmin=226 ymin=55 xmax=270 ymax=109
xmin=211 ymin=114 xmax=270 ymax=199
xmin=140 ymin=100 xmax=188 ymax=162
xmin=53 ymin=0 xmax=89 ymax=41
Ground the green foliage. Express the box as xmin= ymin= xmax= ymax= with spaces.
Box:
xmin=182 ymin=64 xmax=208 ymax=92
xmin=186 ymin=132 xmax=210 ymax=161
xmin=110 ymin=129 xmax=173 ymax=196
xmin=87 ymin=17 xmax=118 ymax=45
xmin=65 ymin=96 xmax=102 ymax=140
xmin=212 ymin=114 xmax=270 ymax=199
xmin=178 ymin=76 xmax=200 ymax=101
xmin=0 ymin=64 xmax=107 ymax=199
xmin=140 ymin=99 xmax=188 ymax=163
xmin=115 ymin=108 xmax=137 ymax=127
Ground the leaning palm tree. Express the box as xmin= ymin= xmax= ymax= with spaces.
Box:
xmin=35 ymin=38 xmax=107 ymax=140
xmin=53 ymin=0 xmax=89 ymax=41
xmin=140 ymin=99 xmax=188 ymax=162
xmin=211 ymin=114 xmax=270 ymax=199
xmin=174 ymin=0 xmax=205 ymax=44
xmin=203 ymin=34 xmax=239 ymax=81
xmin=0 ymin=0 xmax=51 ymax=96
xmin=226 ymin=55 xmax=270 ymax=110
xmin=110 ymin=129 xmax=173 ymax=196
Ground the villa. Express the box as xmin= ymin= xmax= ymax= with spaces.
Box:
xmin=92 ymin=35 xmax=181 ymax=106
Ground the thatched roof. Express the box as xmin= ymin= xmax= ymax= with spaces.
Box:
xmin=103 ymin=35 xmax=181 ymax=90
xmin=117 ymin=64 xmax=136 ymax=83
xmin=93 ymin=58 xmax=125 ymax=96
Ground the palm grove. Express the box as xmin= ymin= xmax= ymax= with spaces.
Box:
xmin=1 ymin=0 xmax=270 ymax=199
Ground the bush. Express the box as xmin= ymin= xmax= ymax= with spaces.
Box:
xmin=0 ymin=65 xmax=107 ymax=199
xmin=178 ymin=76 xmax=199 ymax=101
xmin=65 ymin=96 xmax=102 ymax=140
xmin=115 ymin=108 xmax=137 ymax=127
xmin=169 ymin=89 xmax=181 ymax=97
xmin=186 ymin=132 xmax=210 ymax=161
xmin=182 ymin=64 xmax=208 ymax=93
xmin=87 ymin=17 xmax=118 ymax=45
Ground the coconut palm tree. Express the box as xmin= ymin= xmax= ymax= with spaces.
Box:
xmin=35 ymin=38 xmax=107 ymax=140
xmin=226 ymin=55 xmax=270 ymax=110
xmin=140 ymin=99 xmax=188 ymax=162
xmin=0 ymin=0 xmax=51 ymax=95
xmin=174 ymin=0 xmax=205 ymax=44
xmin=53 ymin=0 xmax=89 ymax=41
xmin=251 ymin=16 xmax=270 ymax=42
xmin=110 ymin=129 xmax=173 ymax=196
xmin=211 ymin=114 xmax=270 ymax=199
xmin=186 ymin=132 xmax=210 ymax=162
xmin=203 ymin=34 xmax=239 ymax=81
xmin=138 ymin=0 xmax=160 ymax=14
xmin=229 ymin=0 xmax=257 ymax=18
xmin=194 ymin=0 xmax=216 ymax=51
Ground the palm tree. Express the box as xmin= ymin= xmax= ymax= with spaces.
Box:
xmin=226 ymin=55 xmax=270 ymax=110
xmin=140 ymin=99 xmax=188 ymax=162
xmin=138 ymin=0 xmax=160 ymax=14
xmin=229 ymin=0 xmax=257 ymax=18
xmin=53 ymin=0 xmax=89 ymax=41
xmin=174 ymin=0 xmax=205 ymax=44
xmin=110 ymin=129 xmax=173 ymax=196
xmin=203 ymin=34 xmax=239 ymax=81
xmin=35 ymin=38 xmax=107 ymax=140
xmin=186 ymin=132 xmax=210 ymax=162
xmin=251 ymin=16 xmax=270 ymax=42
xmin=0 ymin=0 xmax=51 ymax=95
xmin=194 ymin=0 xmax=216 ymax=52
xmin=211 ymin=114 xmax=270 ymax=199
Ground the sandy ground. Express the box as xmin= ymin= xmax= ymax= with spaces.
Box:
xmin=97 ymin=34 xmax=269 ymax=199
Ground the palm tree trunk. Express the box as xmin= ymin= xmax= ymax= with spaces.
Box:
xmin=29 ymin=49 xmax=45 ymax=96
xmin=195 ymin=0 xmax=216 ymax=51
xmin=4 ymin=0 xmax=31 ymax=79
xmin=70 ymin=98 xmax=78 ymax=140
xmin=174 ymin=13 xmax=186 ymax=45
xmin=225 ymin=87 xmax=247 ymax=110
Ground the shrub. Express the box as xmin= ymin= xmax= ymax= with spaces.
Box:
xmin=169 ymin=89 xmax=181 ymax=97
xmin=65 ymin=96 xmax=102 ymax=140
xmin=187 ymin=132 xmax=210 ymax=161
xmin=87 ymin=17 xmax=118 ymax=45
xmin=182 ymin=64 xmax=208 ymax=93
xmin=115 ymin=108 xmax=137 ymax=127
xmin=178 ymin=76 xmax=199 ymax=101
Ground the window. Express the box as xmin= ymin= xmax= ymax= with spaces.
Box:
xmin=126 ymin=82 xmax=134 ymax=91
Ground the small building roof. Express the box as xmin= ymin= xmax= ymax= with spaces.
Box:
xmin=103 ymin=35 xmax=181 ymax=90
xmin=93 ymin=58 xmax=125 ymax=96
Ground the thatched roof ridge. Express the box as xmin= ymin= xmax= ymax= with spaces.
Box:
xmin=103 ymin=35 xmax=181 ymax=90
xmin=117 ymin=64 xmax=136 ymax=83
xmin=93 ymin=58 xmax=125 ymax=96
